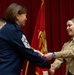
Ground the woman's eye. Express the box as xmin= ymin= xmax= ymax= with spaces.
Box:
xmin=67 ymin=24 xmax=72 ymax=27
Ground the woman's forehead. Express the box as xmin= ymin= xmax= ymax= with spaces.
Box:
xmin=67 ymin=20 xmax=74 ymax=25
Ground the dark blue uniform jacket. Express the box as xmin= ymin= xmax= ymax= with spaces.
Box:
xmin=0 ymin=22 xmax=50 ymax=75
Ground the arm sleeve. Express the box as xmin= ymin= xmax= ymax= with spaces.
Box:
xmin=54 ymin=43 xmax=74 ymax=58
xmin=52 ymin=58 xmax=64 ymax=69
xmin=2 ymin=27 xmax=50 ymax=69
xmin=51 ymin=43 xmax=66 ymax=69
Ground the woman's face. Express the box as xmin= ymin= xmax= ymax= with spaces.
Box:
xmin=66 ymin=20 xmax=74 ymax=37
xmin=16 ymin=13 xmax=27 ymax=27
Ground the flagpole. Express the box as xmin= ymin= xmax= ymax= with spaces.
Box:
xmin=24 ymin=61 xmax=29 ymax=75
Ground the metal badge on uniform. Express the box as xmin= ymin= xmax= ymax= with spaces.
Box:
xmin=21 ymin=34 xmax=30 ymax=48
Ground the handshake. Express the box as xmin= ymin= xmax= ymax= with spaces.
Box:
xmin=34 ymin=50 xmax=56 ymax=75
xmin=34 ymin=50 xmax=56 ymax=60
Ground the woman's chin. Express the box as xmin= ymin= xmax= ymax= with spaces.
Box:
xmin=68 ymin=33 xmax=73 ymax=36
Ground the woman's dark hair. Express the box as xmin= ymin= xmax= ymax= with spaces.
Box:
xmin=5 ymin=3 xmax=27 ymax=23
xmin=70 ymin=18 xmax=74 ymax=23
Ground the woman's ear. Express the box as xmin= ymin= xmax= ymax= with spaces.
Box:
xmin=16 ymin=14 xmax=20 ymax=20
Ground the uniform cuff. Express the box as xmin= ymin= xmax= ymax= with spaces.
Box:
xmin=52 ymin=53 xmax=56 ymax=58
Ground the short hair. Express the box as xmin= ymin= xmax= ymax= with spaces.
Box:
xmin=0 ymin=18 xmax=6 ymax=29
xmin=5 ymin=3 xmax=27 ymax=24
xmin=0 ymin=18 xmax=6 ymax=23
xmin=70 ymin=18 xmax=74 ymax=23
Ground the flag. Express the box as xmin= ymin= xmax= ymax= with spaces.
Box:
xmin=31 ymin=0 xmax=48 ymax=75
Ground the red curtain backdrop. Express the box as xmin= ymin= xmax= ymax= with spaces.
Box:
xmin=0 ymin=0 xmax=74 ymax=75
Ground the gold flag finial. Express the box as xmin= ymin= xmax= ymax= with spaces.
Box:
xmin=41 ymin=0 xmax=44 ymax=5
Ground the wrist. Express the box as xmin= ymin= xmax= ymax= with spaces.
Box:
xmin=52 ymin=53 xmax=56 ymax=58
